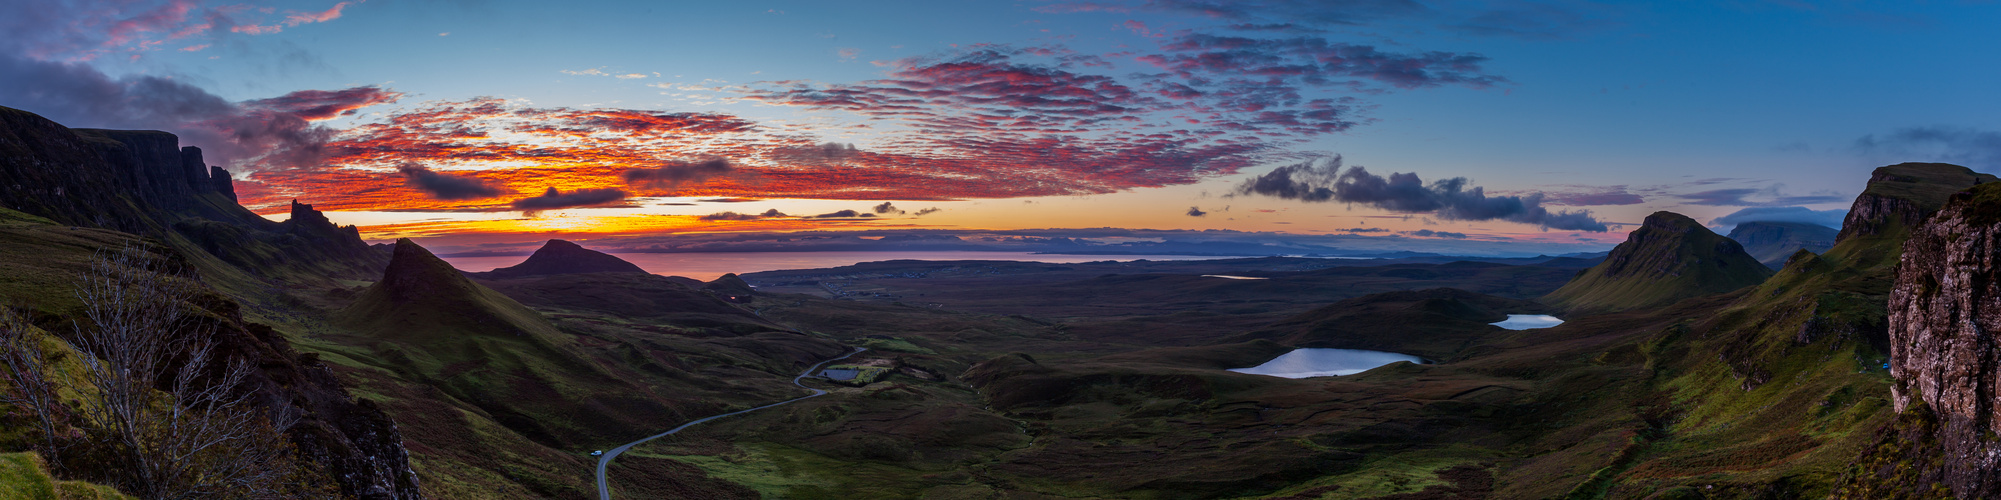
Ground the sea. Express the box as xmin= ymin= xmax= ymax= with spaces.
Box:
xmin=440 ymin=251 xmax=1231 ymax=281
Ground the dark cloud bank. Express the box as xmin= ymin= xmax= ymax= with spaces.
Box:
xmin=398 ymin=163 xmax=503 ymax=200
xmin=1235 ymin=156 xmax=1608 ymax=231
xmin=511 ymin=187 xmax=628 ymax=213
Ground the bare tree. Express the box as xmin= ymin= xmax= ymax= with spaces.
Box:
xmin=0 ymin=307 xmax=70 ymax=467
xmin=0 ymin=246 xmax=313 ymax=499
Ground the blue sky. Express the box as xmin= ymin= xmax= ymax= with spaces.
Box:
xmin=4 ymin=0 xmax=1997 ymax=253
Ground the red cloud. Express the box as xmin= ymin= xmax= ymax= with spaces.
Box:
xmin=246 ymin=86 xmax=404 ymax=121
xmin=236 ymin=93 xmax=1280 ymax=212
xmin=233 ymin=1 xmax=352 ymax=35
xmin=235 ymin=42 xmax=1494 ymax=214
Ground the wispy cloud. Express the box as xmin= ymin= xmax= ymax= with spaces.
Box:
xmin=1676 ymin=185 xmax=1846 ymax=206
xmin=244 ymin=85 xmax=403 ymax=121
xmin=231 ymin=1 xmax=353 ymax=35
xmin=1854 ymin=126 xmax=2001 ymax=168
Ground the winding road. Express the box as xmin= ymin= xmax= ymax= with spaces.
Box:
xmin=595 ymin=346 xmax=867 ymax=500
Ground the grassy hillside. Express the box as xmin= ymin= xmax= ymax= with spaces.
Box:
xmin=1530 ymin=163 xmax=1998 ymax=498
xmin=314 ymin=238 xmax=851 ymax=498
xmin=1544 ymin=211 xmax=1774 ymax=314
xmin=0 ymin=453 xmax=132 ymax=500
xmin=1230 ymin=287 xmax=1549 ymax=360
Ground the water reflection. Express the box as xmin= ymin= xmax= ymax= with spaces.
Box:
xmin=1228 ymin=348 xmax=1425 ymax=378
xmin=1491 ymin=314 xmax=1564 ymax=330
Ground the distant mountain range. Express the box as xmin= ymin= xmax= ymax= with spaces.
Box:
xmin=1727 ymin=221 xmax=1838 ymax=269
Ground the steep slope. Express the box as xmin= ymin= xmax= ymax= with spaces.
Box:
xmin=1835 ymin=182 xmax=2001 ymax=498
xmin=478 ymin=239 xmax=645 ymax=278
xmin=1543 ymin=211 xmax=1773 ymax=313
xmin=0 ymin=207 xmax=421 ymax=499
xmin=333 ymin=239 xmax=601 ymax=404
xmin=329 ymin=238 xmax=846 ymax=497
xmin=1728 ymin=221 xmax=1838 ymax=269
xmin=1836 ymin=162 xmax=2000 ymax=244
xmin=1569 ymin=163 xmax=1996 ymax=497
xmin=0 ymin=105 xmax=384 ymax=282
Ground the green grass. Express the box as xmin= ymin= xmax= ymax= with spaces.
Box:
xmin=1544 ymin=211 xmax=1774 ymax=313
xmin=632 ymin=442 xmax=963 ymax=499
xmin=0 ymin=452 xmax=132 ymax=500
xmin=857 ymin=337 xmax=936 ymax=354
xmin=823 ymin=365 xmax=891 ymax=384
xmin=1250 ymin=445 xmax=1496 ymax=499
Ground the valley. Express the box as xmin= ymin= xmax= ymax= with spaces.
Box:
xmin=0 ymin=103 xmax=1995 ymax=499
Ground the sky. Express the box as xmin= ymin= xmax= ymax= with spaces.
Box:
xmin=5 ymin=0 xmax=1998 ymax=256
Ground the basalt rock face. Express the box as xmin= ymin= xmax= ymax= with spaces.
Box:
xmin=209 ymin=166 xmax=236 ymax=201
xmin=1727 ymin=221 xmax=1837 ymax=270
xmin=1837 ymin=163 xmax=1998 ymax=244
xmin=0 ymin=106 xmax=418 ymax=497
xmin=1542 ymin=211 xmax=1773 ymax=313
xmin=480 ymin=239 xmax=645 ymax=278
xmin=0 ymin=106 xmax=384 ymax=278
xmin=0 ymin=107 xmax=158 ymax=232
xmin=223 ymin=321 xmax=424 ymax=500
xmin=1885 ymin=182 xmax=2001 ymax=498
xmin=283 ymin=199 xmax=374 ymax=257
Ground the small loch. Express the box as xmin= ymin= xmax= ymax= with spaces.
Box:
xmin=1490 ymin=314 xmax=1564 ymax=330
xmin=1228 ymin=348 xmax=1426 ymax=378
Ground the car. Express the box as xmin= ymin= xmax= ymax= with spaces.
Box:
xmin=591 ymin=450 xmax=604 ymax=457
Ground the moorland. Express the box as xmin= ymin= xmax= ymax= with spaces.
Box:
xmin=0 ymin=104 xmax=1998 ymax=499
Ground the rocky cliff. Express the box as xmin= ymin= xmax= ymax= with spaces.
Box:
xmin=1882 ymin=182 xmax=2001 ymax=497
xmin=1542 ymin=211 xmax=1773 ymax=313
xmin=1837 ymin=163 xmax=1999 ymax=245
xmin=0 ymin=106 xmax=418 ymax=498
xmin=1727 ymin=221 xmax=1837 ymax=269
xmin=0 ymin=105 xmax=385 ymax=279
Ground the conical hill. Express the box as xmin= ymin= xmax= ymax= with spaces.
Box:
xmin=481 ymin=239 xmax=645 ymax=278
xmin=1543 ymin=211 xmax=1773 ymax=313
xmin=336 ymin=238 xmax=566 ymax=346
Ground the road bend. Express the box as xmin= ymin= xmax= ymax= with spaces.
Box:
xmin=595 ymin=346 xmax=867 ymax=500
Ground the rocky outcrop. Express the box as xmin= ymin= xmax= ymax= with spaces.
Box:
xmin=0 ymin=106 xmax=384 ymax=277
xmin=479 ymin=239 xmax=645 ymax=278
xmin=1543 ymin=211 xmax=1773 ymax=313
xmin=223 ymin=321 xmax=424 ymax=500
xmin=1837 ymin=163 xmax=1998 ymax=244
xmin=1885 ymin=182 xmax=2001 ymax=498
xmin=1727 ymin=221 xmax=1837 ymax=269
xmin=0 ymin=106 xmax=417 ymax=497
xmin=283 ymin=199 xmax=372 ymax=253
xmin=209 ymin=166 xmax=236 ymax=201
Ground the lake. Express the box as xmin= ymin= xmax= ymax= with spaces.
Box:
xmin=440 ymin=251 xmax=1229 ymax=281
xmin=1228 ymin=348 xmax=1427 ymax=378
xmin=1490 ymin=315 xmax=1564 ymax=330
